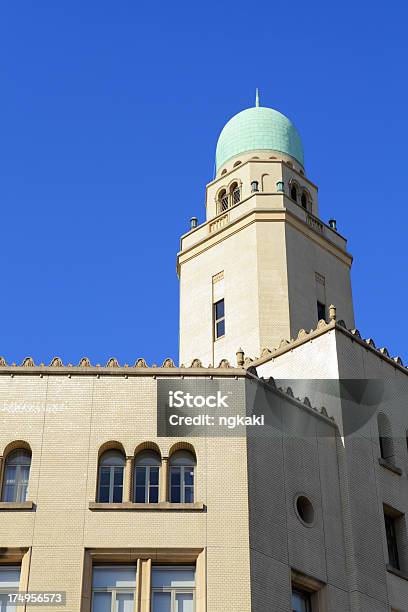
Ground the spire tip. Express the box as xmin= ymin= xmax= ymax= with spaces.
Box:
xmin=255 ymin=88 xmax=260 ymax=107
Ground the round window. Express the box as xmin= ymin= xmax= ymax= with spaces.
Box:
xmin=295 ymin=495 xmax=315 ymax=525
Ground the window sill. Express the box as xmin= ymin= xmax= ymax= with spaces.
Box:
xmin=378 ymin=458 xmax=402 ymax=475
xmin=0 ymin=501 xmax=34 ymax=511
xmin=89 ymin=501 xmax=205 ymax=512
xmin=386 ymin=564 xmax=408 ymax=581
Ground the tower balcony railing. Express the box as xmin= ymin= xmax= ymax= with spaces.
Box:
xmin=180 ymin=191 xmax=347 ymax=253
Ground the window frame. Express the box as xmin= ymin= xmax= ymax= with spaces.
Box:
xmin=385 ymin=511 xmax=401 ymax=570
xmin=290 ymin=183 xmax=298 ymax=202
xmin=316 ymin=300 xmax=326 ymax=322
xmin=213 ymin=298 xmax=225 ymax=340
xmin=151 ymin=565 xmax=195 ymax=612
xmin=97 ymin=451 xmax=125 ymax=504
xmin=291 ymin=587 xmax=312 ymax=612
xmin=169 ymin=465 xmax=194 ymax=504
xmin=169 ymin=451 xmax=196 ymax=504
xmin=134 ymin=451 xmax=160 ymax=504
xmin=0 ymin=565 xmax=21 ymax=612
xmin=1 ymin=450 xmax=31 ymax=503
xmin=91 ymin=564 xmax=137 ymax=612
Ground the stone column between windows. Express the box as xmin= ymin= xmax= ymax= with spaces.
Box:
xmin=125 ymin=456 xmax=133 ymax=502
xmin=20 ymin=549 xmax=32 ymax=594
xmin=160 ymin=456 xmax=168 ymax=502
xmin=139 ymin=558 xmax=151 ymax=612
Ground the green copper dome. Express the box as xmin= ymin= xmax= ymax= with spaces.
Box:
xmin=215 ymin=105 xmax=304 ymax=171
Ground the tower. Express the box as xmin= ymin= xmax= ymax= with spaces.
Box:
xmin=177 ymin=96 xmax=355 ymax=366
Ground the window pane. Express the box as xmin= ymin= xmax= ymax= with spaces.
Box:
xmin=215 ymin=300 xmax=224 ymax=320
xmin=149 ymin=467 xmax=159 ymax=486
xmin=0 ymin=568 xmax=20 ymax=588
xmin=99 ymin=485 xmax=110 ymax=503
xmin=176 ymin=593 xmax=194 ymax=612
xmin=0 ymin=593 xmax=18 ymax=612
xmin=171 ymin=467 xmax=181 ymax=485
xmin=317 ymin=301 xmax=326 ymax=321
xmin=170 ymin=452 xmax=195 ymax=467
xmin=6 ymin=451 xmax=31 ymax=466
xmin=292 ymin=590 xmax=309 ymax=612
xmin=4 ymin=466 xmax=17 ymax=501
xmin=115 ymin=593 xmax=134 ymax=612
xmin=216 ymin=320 xmax=225 ymax=338
xmin=135 ymin=486 xmax=146 ymax=503
xmin=149 ymin=486 xmax=159 ymax=504
xmin=385 ymin=514 xmax=400 ymax=569
xmin=184 ymin=469 xmax=194 ymax=486
xmin=136 ymin=467 xmax=146 ymax=486
xmin=171 ymin=486 xmax=181 ymax=503
xmin=152 ymin=569 xmax=195 ymax=588
xmin=20 ymin=465 xmax=30 ymax=485
xmin=100 ymin=467 xmax=111 ymax=487
xmin=0 ymin=593 xmax=14 ymax=611
xmin=184 ymin=487 xmax=194 ymax=503
xmin=152 ymin=592 xmax=171 ymax=612
xmin=135 ymin=451 xmax=161 ymax=467
xmin=3 ymin=485 xmax=17 ymax=503
xmin=92 ymin=567 xmax=137 ymax=589
xmin=114 ymin=467 xmax=123 ymax=486
xmin=92 ymin=592 xmax=111 ymax=612
xmin=17 ymin=483 xmax=28 ymax=503
xmin=100 ymin=451 xmax=125 ymax=466
xmin=113 ymin=485 xmax=123 ymax=503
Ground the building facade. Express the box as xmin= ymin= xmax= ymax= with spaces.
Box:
xmin=0 ymin=97 xmax=407 ymax=612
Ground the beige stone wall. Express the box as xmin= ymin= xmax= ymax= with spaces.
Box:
xmin=256 ymin=326 xmax=408 ymax=611
xmin=0 ymin=372 xmax=251 ymax=612
xmin=179 ymin=222 xmax=261 ymax=367
xmin=285 ymin=223 xmax=355 ymax=335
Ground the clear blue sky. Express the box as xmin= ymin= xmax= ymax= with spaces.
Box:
xmin=0 ymin=1 xmax=407 ymax=366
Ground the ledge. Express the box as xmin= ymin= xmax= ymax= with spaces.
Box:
xmin=386 ymin=564 xmax=408 ymax=581
xmin=378 ymin=458 xmax=402 ymax=476
xmin=89 ymin=501 xmax=205 ymax=512
xmin=0 ymin=501 xmax=34 ymax=511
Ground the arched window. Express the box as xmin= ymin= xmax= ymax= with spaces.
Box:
xmin=134 ymin=450 xmax=160 ymax=503
xmin=98 ymin=450 xmax=125 ymax=503
xmin=230 ymin=182 xmax=241 ymax=205
xmin=170 ymin=450 xmax=196 ymax=503
xmin=377 ymin=413 xmax=394 ymax=463
xmin=301 ymin=192 xmax=308 ymax=210
xmin=218 ymin=189 xmax=229 ymax=212
xmin=2 ymin=449 xmax=31 ymax=502
xmin=221 ymin=169 xmax=227 ymax=175
xmin=233 ymin=160 xmax=242 ymax=167
xmin=290 ymin=184 xmax=298 ymax=202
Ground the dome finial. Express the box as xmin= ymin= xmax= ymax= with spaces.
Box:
xmin=255 ymin=88 xmax=260 ymax=107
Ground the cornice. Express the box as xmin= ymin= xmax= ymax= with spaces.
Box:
xmin=246 ymin=316 xmax=407 ymax=375
xmin=177 ymin=206 xmax=352 ymax=272
xmin=0 ymin=355 xmax=247 ymax=377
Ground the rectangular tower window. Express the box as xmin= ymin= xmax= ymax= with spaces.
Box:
xmin=317 ymin=300 xmax=326 ymax=322
xmin=292 ymin=588 xmax=311 ymax=612
xmin=214 ymin=299 xmax=225 ymax=339
xmin=384 ymin=510 xmax=401 ymax=570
